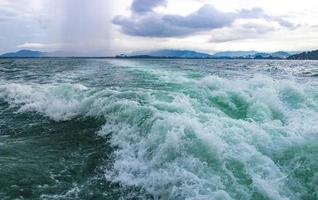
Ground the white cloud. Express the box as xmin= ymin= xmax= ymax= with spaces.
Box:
xmin=0 ymin=0 xmax=318 ymax=55
xmin=111 ymin=0 xmax=318 ymax=53
xmin=209 ymin=19 xmax=278 ymax=43
xmin=113 ymin=4 xmax=295 ymax=38
xmin=16 ymin=42 xmax=61 ymax=50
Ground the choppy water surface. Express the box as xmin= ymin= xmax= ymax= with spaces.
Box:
xmin=0 ymin=58 xmax=318 ymax=200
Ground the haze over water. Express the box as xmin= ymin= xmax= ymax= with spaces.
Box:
xmin=0 ymin=58 xmax=318 ymax=199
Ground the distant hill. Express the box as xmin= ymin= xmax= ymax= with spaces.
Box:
xmin=0 ymin=50 xmax=85 ymax=58
xmin=118 ymin=49 xmax=298 ymax=59
xmin=124 ymin=50 xmax=290 ymax=59
xmin=287 ymin=50 xmax=318 ymax=60
xmin=129 ymin=49 xmax=212 ymax=58
xmin=211 ymin=51 xmax=292 ymax=59
xmin=271 ymin=51 xmax=291 ymax=58
xmin=1 ymin=49 xmax=307 ymax=59
xmin=212 ymin=51 xmax=258 ymax=58
xmin=0 ymin=50 xmax=46 ymax=57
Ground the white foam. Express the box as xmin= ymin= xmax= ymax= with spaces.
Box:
xmin=0 ymin=83 xmax=90 ymax=121
xmin=1 ymin=72 xmax=317 ymax=199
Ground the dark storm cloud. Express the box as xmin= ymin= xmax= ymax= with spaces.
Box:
xmin=113 ymin=2 xmax=296 ymax=38
xmin=113 ymin=5 xmax=238 ymax=37
xmin=113 ymin=14 xmax=193 ymax=37
xmin=131 ymin=0 xmax=167 ymax=13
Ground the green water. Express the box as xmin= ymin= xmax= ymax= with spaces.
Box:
xmin=0 ymin=58 xmax=318 ymax=200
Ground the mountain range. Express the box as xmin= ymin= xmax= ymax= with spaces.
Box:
xmin=126 ymin=49 xmax=212 ymax=58
xmin=0 ymin=50 xmax=80 ymax=58
xmin=1 ymin=49 xmax=317 ymax=59
xmin=1 ymin=50 xmax=46 ymax=58
xmin=287 ymin=50 xmax=318 ymax=60
xmin=119 ymin=49 xmax=301 ymax=59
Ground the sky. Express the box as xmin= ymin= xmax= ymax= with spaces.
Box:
xmin=1 ymin=0 xmax=318 ymax=56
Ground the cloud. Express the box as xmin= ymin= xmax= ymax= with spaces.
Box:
xmin=0 ymin=8 xmax=17 ymax=21
xmin=16 ymin=42 xmax=61 ymax=50
xmin=0 ymin=0 xmax=113 ymax=55
xmin=238 ymin=7 xmax=296 ymax=29
xmin=0 ymin=0 xmax=51 ymax=53
xmin=113 ymin=14 xmax=193 ymax=37
xmin=209 ymin=20 xmax=276 ymax=43
xmin=113 ymin=3 xmax=296 ymax=38
xmin=163 ymin=5 xmax=235 ymax=29
xmin=113 ymin=4 xmax=237 ymax=37
xmin=131 ymin=0 xmax=166 ymax=13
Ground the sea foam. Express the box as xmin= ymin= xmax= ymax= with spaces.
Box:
xmin=1 ymin=71 xmax=318 ymax=199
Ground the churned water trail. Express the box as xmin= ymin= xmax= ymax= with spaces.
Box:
xmin=0 ymin=58 xmax=318 ymax=199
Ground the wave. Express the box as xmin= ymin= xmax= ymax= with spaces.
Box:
xmin=1 ymin=74 xmax=318 ymax=199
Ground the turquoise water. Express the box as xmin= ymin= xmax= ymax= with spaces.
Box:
xmin=0 ymin=58 xmax=318 ymax=200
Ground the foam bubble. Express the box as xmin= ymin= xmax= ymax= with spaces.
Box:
xmin=0 ymin=83 xmax=90 ymax=121
xmin=1 ymin=71 xmax=318 ymax=199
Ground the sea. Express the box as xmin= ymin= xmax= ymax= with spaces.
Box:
xmin=0 ymin=58 xmax=317 ymax=200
